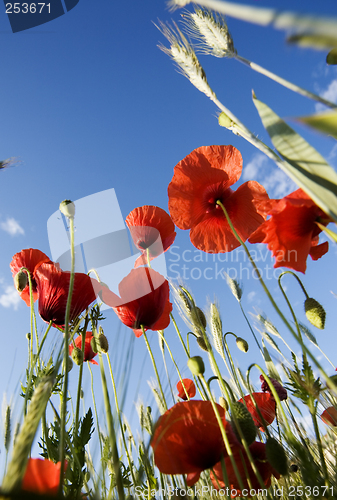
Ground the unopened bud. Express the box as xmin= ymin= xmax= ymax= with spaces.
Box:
xmin=14 ymin=270 xmax=28 ymax=292
xmin=90 ymin=337 xmax=98 ymax=353
xmin=187 ymin=356 xmax=205 ymax=376
xmin=84 ymin=471 xmax=90 ymax=482
xmin=266 ymin=437 xmax=288 ymax=476
xmin=59 ymin=199 xmax=75 ymax=219
xmin=71 ymin=346 xmax=84 ymax=365
xmin=80 ymin=389 xmax=84 ymax=399
xmin=230 ymin=402 xmax=257 ymax=445
xmin=26 ymin=332 xmax=31 ymax=340
xmin=304 ymin=298 xmax=326 ymax=329
xmin=219 ymin=397 xmax=229 ymax=411
xmin=196 ymin=337 xmax=208 ymax=351
xmin=236 ymin=337 xmax=249 ymax=353
xmin=64 ymin=356 xmax=73 ymax=372
xmin=98 ymin=333 xmax=109 ymax=353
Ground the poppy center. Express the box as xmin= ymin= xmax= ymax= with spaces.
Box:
xmin=203 ymin=184 xmax=232 ymax=214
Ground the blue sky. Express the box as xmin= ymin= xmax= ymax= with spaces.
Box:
xmin=1 ymin=0 xmax=337 ymax=468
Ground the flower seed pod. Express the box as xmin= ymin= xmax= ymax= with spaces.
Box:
xmin=230 ymin=401 xmax=257 ymax=445
xmin=14 ymin=270 xmax=28 ymax=292
xmin=59 ymin=199 xmax=75 ymax=219
xmin=196 ymin=336 xmax=208 ymax=351
xmin=289 ymin=463 xmax=298 ymax=473
xmin=236 ymin=337 xmax=249 ymax=353
xmin=187 ymin=356 xmax=205 ymax=376
xmin=71 ymin=346 xmax=84 ymax=366
xmin=98 ymin=333 xmax=109 ymax=353
xmin=90 ymin=337 xmax=98 ymax=353
xmin=64 ymin=356 xmax=73 ymax=373
xmin=219 ymin=397 xmax=229 ymax=411
xmin=304 ymin=298 xmax=326 ymax=329
xmin=266 ymin=437 xmax=288 ymax=476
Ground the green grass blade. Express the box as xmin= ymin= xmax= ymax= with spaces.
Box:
xmin=253 ymin=95 xmax=337 ymax=222
xmin=295 ymin=109 xmax=337 ymax=140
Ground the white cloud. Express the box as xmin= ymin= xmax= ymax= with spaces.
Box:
xmin=243 ymin=153 xmax=296 ymax=198
xmin=0 ymin=217 xmax=24 ymax=236
xmin=315 ymin=77 xmax=337 ymax=112
xmin=0 ymin=285 xmax=21 ymax=310
xmin=247 ymin=291 xmax=256 ymax=303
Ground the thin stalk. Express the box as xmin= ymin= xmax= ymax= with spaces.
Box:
xmin=310 ymin=402 xmax=330 ymax=492
xmin=234 ymin=53 xmax=337 ymax=109
xmin=170 ymin=312 xmax=190 ymax=358
xmin=223 ymin=333 xmax=245 ymax=399
xmin=142 ymin=327 xmax=168 ymax=411
xmin=106 ymin=353 xmax=138 ymax=487
xmin=87 ymin=363 xmax=106 ymax=493
xmin=216 ymin=200 xmax=334 ymax=391
xmin=239 ymin=302 xmax=263 ymax=355
xmin=97 ymin=350 xmax=125 ymax=500
xmin=158 ymin=330 xmax=207 ymax=401
xmin=59 ymin=215 xmax=75 ymax=494
xmin=74 ymin=318 xmax=90 ymax=437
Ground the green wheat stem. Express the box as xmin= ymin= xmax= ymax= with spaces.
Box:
xmin=239 ymin=302 xmax=263 ymax=355
xmin=170 ymin=312 xmax=190 ymax=358
xmin=87 ymin=362 xmax=106 ymax=493
xmin=106 ymin=352 xmax=138 ymax=486
xmin=97 ymin=350 xmax=125 ymax=500
xmin=142 ymin=327 xmax=168 ymax=412
xmin=234 ymin=53 xmax=337 ymax=109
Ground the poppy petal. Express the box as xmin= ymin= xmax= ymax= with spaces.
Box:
xmin=21 ymin=458 xmax=66 ymax=496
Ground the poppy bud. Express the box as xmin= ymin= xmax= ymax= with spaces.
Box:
xmin=98 ymin=333 xmax=109 ymax=353
xmin=80 ymin=389 xmax=84 ymax=399
xmin=304 ymin=298 xmax=326 ymax=329
xmin=188 ymin=356 xmax=205 ymax=376
xmin=26 ymin=332 xmax=31 ymax=340
xmin=84 ymin=471 xmax=90 ymax=482
xmin=266 ymin=437 xmax=288 ymax=476
xmin=219 ymin=397 xmax=229 ymax=411
xmin=289 ymin=463 xmax=298 ymax=473
xmin=64 ymin=356 xmax=73 ymax=373
xmin=14 ymin=270 xmax=28 ymax=292
xmin=90 ymin=337 xmax=98 ymax=353
xmin=59 ymin=199 xmax=75 ymax=219
xmin=230 ymin=402 xmax=257 ymax=445
xmin=71 ymin=346 xmax=84 ymax=365
xmin=196 ymin=336 xmax=208 ymax=351
xmin=190 ymin=307 xmax=207 ymax=329
xmin=236 ymin=337 xmax=249 ymax=353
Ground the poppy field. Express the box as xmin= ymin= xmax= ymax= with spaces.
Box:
xmin=1 ymin=2 xmax=337 ymax=499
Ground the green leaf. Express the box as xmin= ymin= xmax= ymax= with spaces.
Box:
xmin=327 ymin=48 xmax=337 ymax=65
xmin=79 ymin=408 xmax=94 ymax=446
xmin=253 ymin=95 xmax=337 ymax=222
xmin=287 ymin=33 xmax=337 ymax=50
xmin=295 ymin=109 xmax=337 ymax=140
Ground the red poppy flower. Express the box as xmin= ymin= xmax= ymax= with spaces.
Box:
xmin=69 ymin=331 xmax=98 ymax=365
xmin=10 ymin=248 xmax=51 ymax=306
xmin=211 ymin=442 xmax=280 ymax=495
xmin=151 ymin=400 xmax=240 ymax=486
xmin=125 ymin=206 xmax=176 ymax=267
xmin=21 ymin=458 xmax=66 ymax=496
xmin=238 ymin=393 xmax=276 ymax=430
xmin=177 ymin=378 xmax=196 ymax=400
xmin=248 ymin=189 xmax=332 ymax=273
xmin=321 ymin=407 xmax=337 ymax=426
xmin=260 ymin=375 xmax=287 ymax=401
xmin=168 ymin=145 xmax=269 ymax=253
xmin=102 ymin=267 xmax=172 ymax=337
xmin=34 ymin=263 xmax=97 ymax=327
